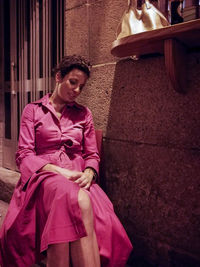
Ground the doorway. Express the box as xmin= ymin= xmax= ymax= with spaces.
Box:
xmin=0 ymin=0 xmax=64 ymax=170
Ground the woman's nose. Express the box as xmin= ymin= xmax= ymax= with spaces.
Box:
xmin=74 ymin=86 xmax=81 ymax=94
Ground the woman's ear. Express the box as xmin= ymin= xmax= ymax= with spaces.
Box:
xmin=55 ymin=71 xmax=62 ymax=83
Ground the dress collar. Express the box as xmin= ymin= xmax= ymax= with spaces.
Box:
xmin=33 ymin=93 xmax=84 ymax=110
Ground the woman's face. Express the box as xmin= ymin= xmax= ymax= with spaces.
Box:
xmin=55 ymin=68 xmax=88 ymax=103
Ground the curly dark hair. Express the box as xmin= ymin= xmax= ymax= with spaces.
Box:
xmin=52 ymin=55 xmax=91 ymax=78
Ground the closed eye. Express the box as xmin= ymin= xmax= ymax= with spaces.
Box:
xmin=70 ymin=79 xmax=77 ymax=85
xmin=69 ymin=79 xmax=85 ymax=91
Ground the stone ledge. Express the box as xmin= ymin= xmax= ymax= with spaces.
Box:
xmin=0 ymin=168 xmax=135 ymax=267
xmin=0 ymin=167 xmax=20 ymax=203
xmin=0 ymin=200 xmax=9 ymax=227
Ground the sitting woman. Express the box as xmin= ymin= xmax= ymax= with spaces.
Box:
xmin=0 ymin=55 xmax=133 ymax=267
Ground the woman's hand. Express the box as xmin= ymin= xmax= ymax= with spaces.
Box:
xmin=40 ymin=164 xmax=95 ymax=189
xmin=74 ymin=168 xmax=95 ymax=190
xmin=57 ymin=167 xmax=83 ymax=181
xmin=39 ymin=164 xmax=83 ymax=180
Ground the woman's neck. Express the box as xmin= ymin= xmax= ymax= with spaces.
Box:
xmin=49 ymin=92 xmax=66 ymax=113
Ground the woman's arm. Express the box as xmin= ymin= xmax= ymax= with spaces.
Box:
xmin=39 ymin=163 xmax=83 ymax=180
xmin=16 ymin=104 xmax=51 ymax=186
xmin=17 ymin=104 xmax=83 ymax=186
xmin=74 ymin=167 xmax=95 ymax=189
xmin=75 ymin=108 xmax=100 ymax=189
xmin=82 ymin=108 xmax=100 ymax=173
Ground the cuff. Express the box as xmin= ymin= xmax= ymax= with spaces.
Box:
xmin=84 ymin=167 xmax=98 ymax=181
xmin=19 ymin=155 xmax=50 ymax=187
xmin=84 ymin=159 xmax=99 ymax=175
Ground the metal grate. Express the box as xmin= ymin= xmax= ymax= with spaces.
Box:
xmin=1 ymin=0 xmax=64 ymax=169
xmin=16 ymin=0 xmax=64 ymax=117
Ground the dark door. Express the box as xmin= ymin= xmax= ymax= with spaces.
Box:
xmin=0 ymin=0 xmax=64 ymax=170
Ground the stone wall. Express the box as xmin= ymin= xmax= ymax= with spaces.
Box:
xmin=65 ymin=1 xmax=200 ymax=265
xmin=0 ymin=83 xmax=3 ymax=167
xmin=0 ymin=78 xmax=3 ymax=167
xmin=0 ymin=7 xmax=3 ymax=168
xmin=0 ymin=122 xmax=3 ymax=167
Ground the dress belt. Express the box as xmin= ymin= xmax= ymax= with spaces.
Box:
xmin=36 ymin=144 xmax=82 ymax=155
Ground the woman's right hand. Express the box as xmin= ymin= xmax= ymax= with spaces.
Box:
xmin=40 ymin=163 xmax=83 ymax=181
xmin=56 ymin=167 xmax=83 ymax=181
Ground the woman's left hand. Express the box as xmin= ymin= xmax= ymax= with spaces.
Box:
xmin=74 ymin=168 xmax=95 ymax=189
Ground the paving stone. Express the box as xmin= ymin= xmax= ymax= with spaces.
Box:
xmin=0 ymin=200 xmax=9 ymax=227
xmin=0 ymin=167 xmax=19 ymax=203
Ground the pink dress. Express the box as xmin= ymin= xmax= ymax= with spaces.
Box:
xmin=0 ymin=94 xmax=133 ymax=267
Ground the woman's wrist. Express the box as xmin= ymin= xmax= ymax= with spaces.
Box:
xmin=40 ymin=163 xmax=61 ymax=173
xmin=84 ymin=167 xmax=97 ymax=181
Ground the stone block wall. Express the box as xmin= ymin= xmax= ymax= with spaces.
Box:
xmin=0 ymin=12 xmax=3 ymax=167
xmin=0 ymin=122 xmax=3 ymax=167
xmin=65 ymin=0 xmax=200 ymax=265
xmin=0 ymin=93 xmax=3 ymax=167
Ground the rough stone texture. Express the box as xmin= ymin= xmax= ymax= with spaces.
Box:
xmin=0 ymin=90 xmax=3 ymax=122
xmin=0 ymin=139 xmax=2 ymax=167
xmin=64 ymin=4 xmax=89 ymax=59
xmin=0 ymin=167 xmax=19 ymax=202
xmin=0 ymin=200 xmax=9 ymax=227
xmin=0 ymin=86 xmax=3 ymax=166
xmin=0 ymin=123 xmax=3 ymax=167
xmin=66 ymin=0 xmax=200 ymax=264
xmin=97 ymin=53 xmax=200 ymax=265
xmin=106 ymin=54 xmax=200 ymax=148
xmin=65 ymin=0 xmax=87 ymax=10
xmin=77 ymin=63 xmax=116 ymax=131
xmin=88 ymin=0 xmax=127 ymax=65
xmin=0 ymin=1 xmax=199 ymax=266
xmin=65 ymin=0 xmax=127 ymax=65
xmin=103 ymin=139 xmax=200 ymax=264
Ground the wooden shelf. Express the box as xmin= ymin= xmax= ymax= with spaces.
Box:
xmin=111 ymin=19 xmax=200 ymax=93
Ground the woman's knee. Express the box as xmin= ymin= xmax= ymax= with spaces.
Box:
xmin=78 ymin=189 xmax=92 ymax=216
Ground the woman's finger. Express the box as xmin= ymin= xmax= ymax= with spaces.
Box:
xmin=83 ymin=182 xmax=91 ymax=190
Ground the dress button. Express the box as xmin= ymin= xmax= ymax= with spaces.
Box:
xmin=65 ymin=139 xmax=73 ymax=147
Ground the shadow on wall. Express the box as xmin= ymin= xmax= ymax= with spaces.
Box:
xmin=104 ymin=54 xmax=200 ymax=266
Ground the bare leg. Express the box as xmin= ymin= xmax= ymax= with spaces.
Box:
xmin=46 ymin=189 xmax=100 ymax=267
xmin=70 ymin=189 xmax=100 ymax=267
xmin=47 ymin=243 xmax=69 ymax=267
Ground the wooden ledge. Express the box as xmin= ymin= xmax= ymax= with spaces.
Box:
xmin=111 ymin=19 xmax=200 ymax=93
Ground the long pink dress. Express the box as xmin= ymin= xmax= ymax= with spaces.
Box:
xmin=0 ymin=94 xmax=133 ymax=267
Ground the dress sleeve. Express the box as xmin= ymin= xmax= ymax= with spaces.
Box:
xmin=82 ymin=108 xmax=100 ymax=175
xmin=16 ymin=104 xmax=50 ymax=186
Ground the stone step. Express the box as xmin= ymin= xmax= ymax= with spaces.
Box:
xmin=0 ymin=168 xmax=134 ymax=267
xmin=0 ymin=167 xmax=20 ymax=203
xmin=0 ymin=199 xmax=45 ymax=267
xmin=0 ymin=200 xmax=9 ymax=227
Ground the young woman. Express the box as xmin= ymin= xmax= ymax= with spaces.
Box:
xmin=0 ymin=55 xmax=133 ymax=267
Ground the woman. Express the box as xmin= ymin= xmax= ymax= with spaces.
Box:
xmin=0 ymin=55 xmax=133 ymax=267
